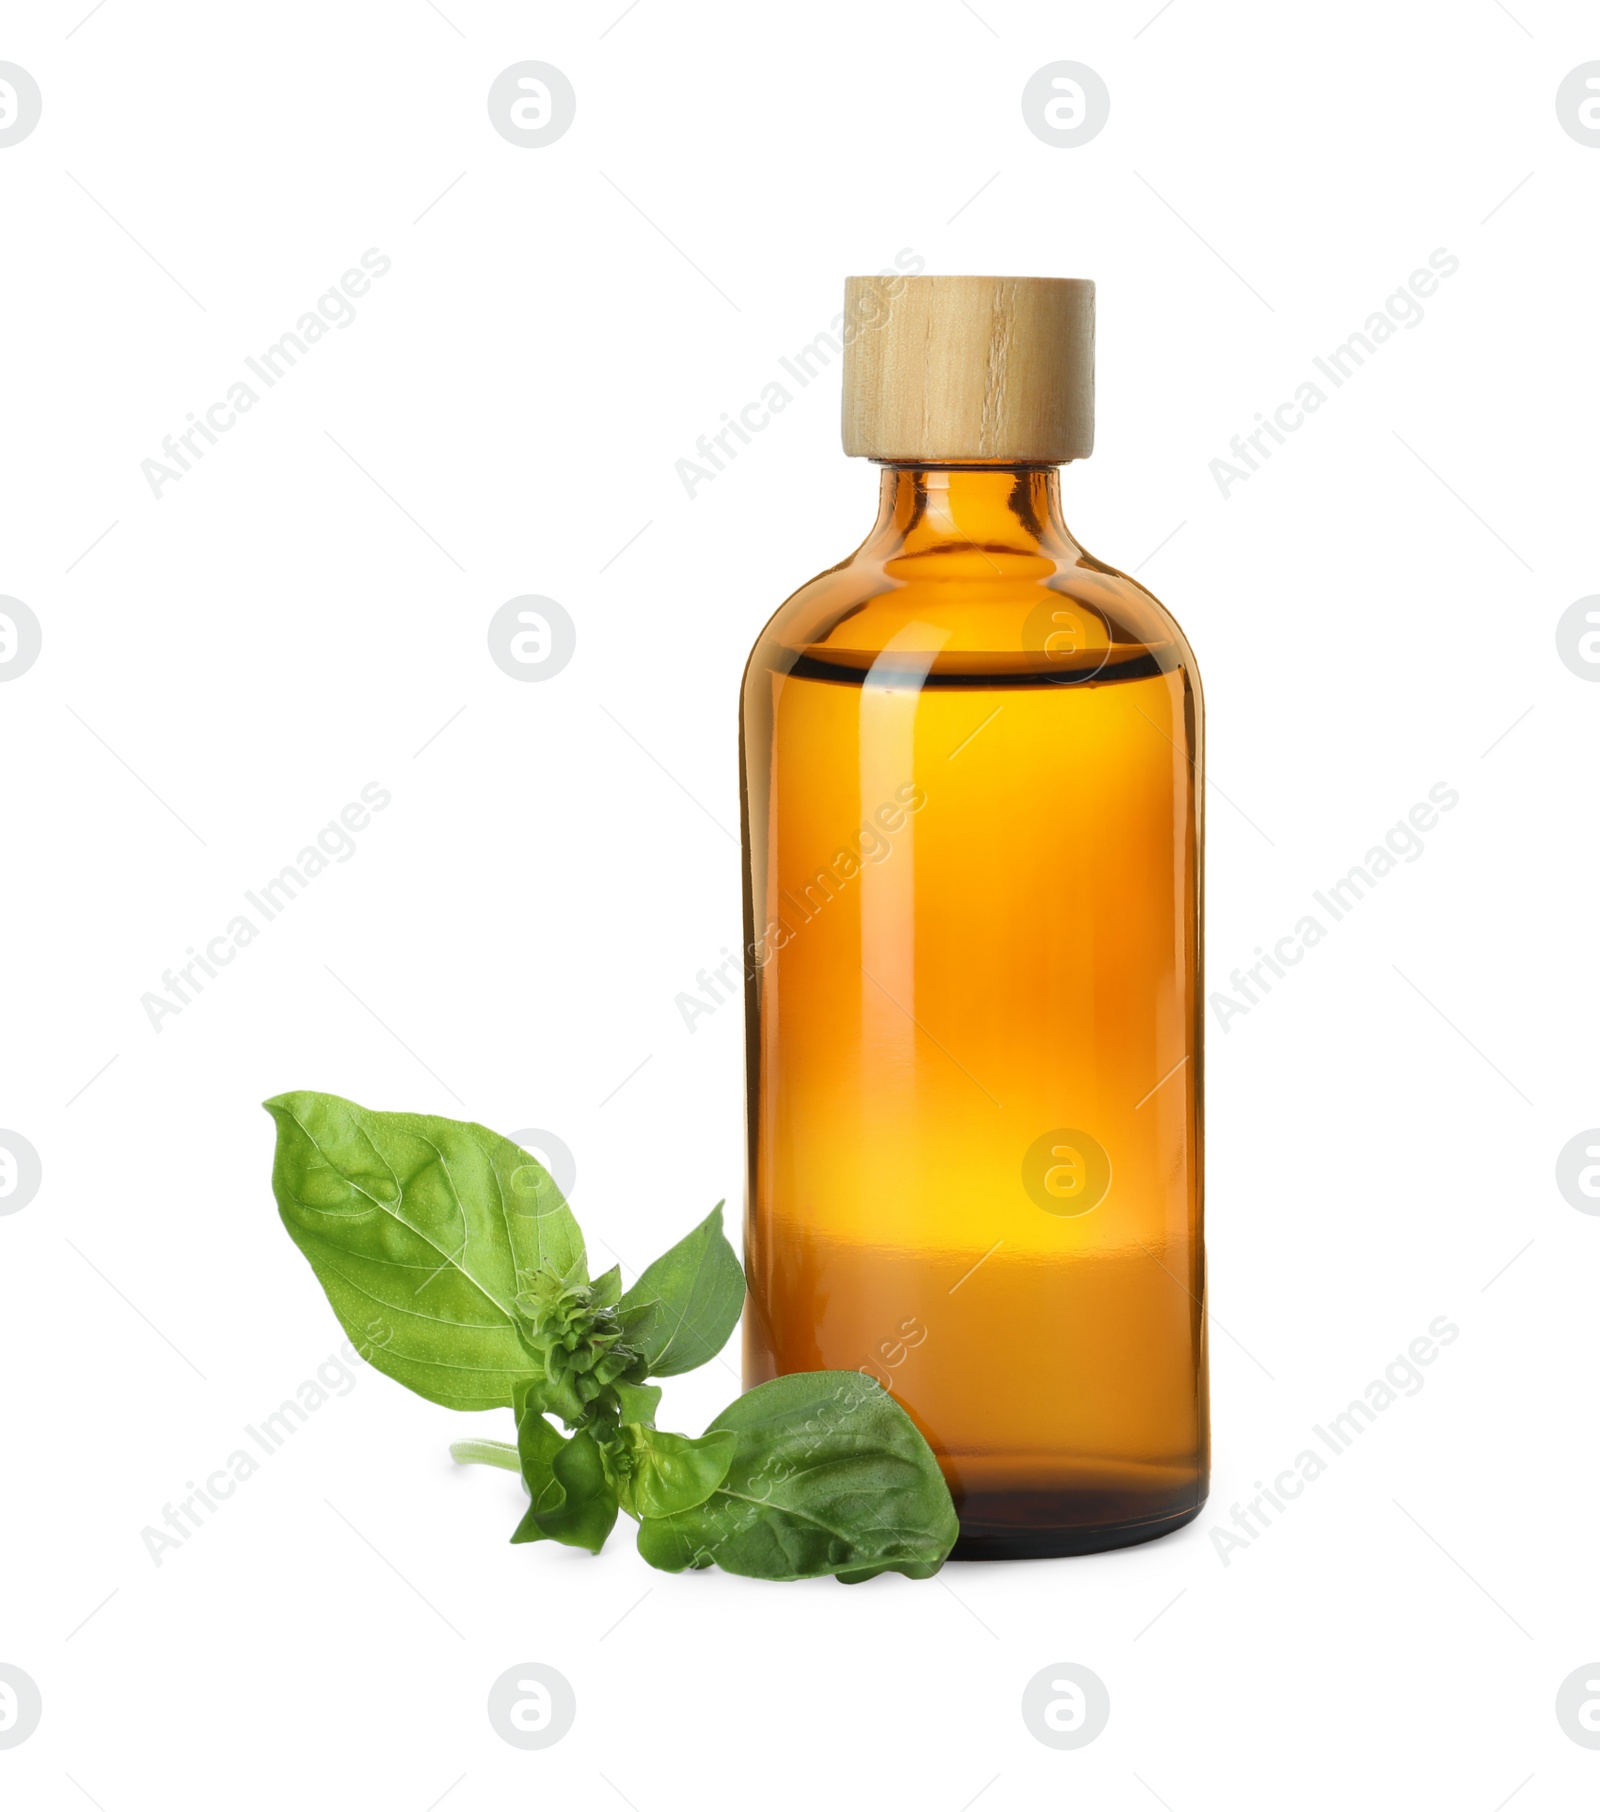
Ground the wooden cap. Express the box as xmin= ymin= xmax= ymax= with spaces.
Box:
xmin=841 ymin=275 xmax=1094 ymax=464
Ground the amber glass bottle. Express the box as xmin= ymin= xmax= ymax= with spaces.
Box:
xmin=739 ymin=277 xmax=1206 ymax=1558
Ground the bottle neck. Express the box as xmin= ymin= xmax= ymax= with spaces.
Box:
xmin=867 ymin=464 xmax=1078 ymax=558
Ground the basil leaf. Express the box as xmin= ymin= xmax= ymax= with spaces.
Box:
xmin=612 ymin=1380 xmax=663 ymax=1427
xmin=531 ymin=1429 xmax=618 ymax=1553
xmin=510 ymin=1379 xmax=619 ymax=1555
xmin=606 ymin=1425 xmax=737 ymax=1521
xmin=635 ymin=1372 xmax=958 ymax=1582
xmin=265 ymin=1091 xmax=584 ymax=1411
xmin=618 ymin=1202 xmax=744 ymax=1377
xmin=510 ymin=1383 xmax=566 ymax=1545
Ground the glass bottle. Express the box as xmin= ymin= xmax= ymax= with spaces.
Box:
xmin=738 ymin=276 xmax=1207 ymax=1558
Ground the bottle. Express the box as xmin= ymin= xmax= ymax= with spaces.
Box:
xmin=738 ymin=275 xmax=1207 ymax=1559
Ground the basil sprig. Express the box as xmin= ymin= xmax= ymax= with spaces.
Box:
xmin=265 ymin=1091 xmax=957 ymax=1583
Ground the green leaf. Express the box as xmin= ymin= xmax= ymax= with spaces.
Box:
xmin=635 ymin=1372 xmax=958 ymax=1583
xmin=618 ymin=1202 xmax=744 ymax=1377
xmin=612 ymin=1380 xmax=662 ymax=1428
xmin=264 ymin=1092 xmax=585 ymax=1411
xmin=528 ymin=1429 xmax=618 ymax=1553
xmin=510 ymin=1382 xmax=617 ymax=1552
xmin=510 ymin=1389 xmax=567 ymax=1545
xmin=606 ymin=1424 xmax=737 ymax=1521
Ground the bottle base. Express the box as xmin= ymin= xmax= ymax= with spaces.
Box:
xmin=949 ymin=1496 xmax=1206 ymax=1562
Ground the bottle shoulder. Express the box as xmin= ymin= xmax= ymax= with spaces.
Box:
xmin=744 ymin=539 xmax=1202 ymax=692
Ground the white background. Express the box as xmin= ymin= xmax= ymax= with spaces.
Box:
xmin=3 ymin=0 xmax=1598 ymax=1805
